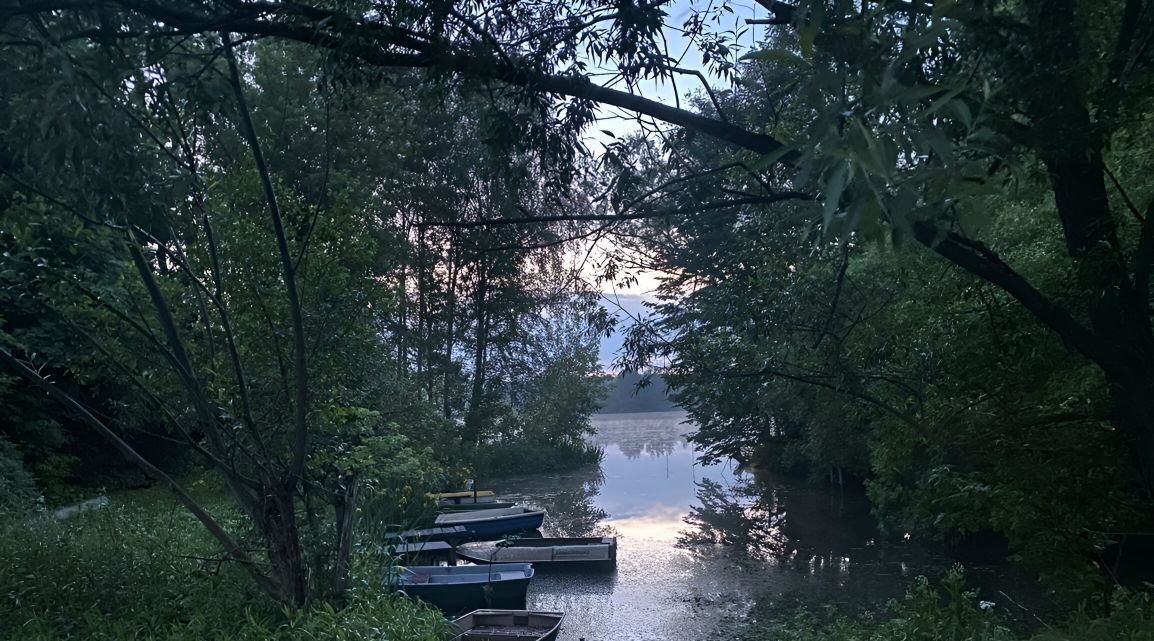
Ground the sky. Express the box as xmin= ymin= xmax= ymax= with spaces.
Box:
xmin=572 ymin=0 xmax=773 ymax=296
xmin=581 ymin=0 xmax=773 ymax=149
xmin=558 ymin=0 xmax=774 ymax=368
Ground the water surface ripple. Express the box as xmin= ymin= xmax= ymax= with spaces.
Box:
xmin=491 ymin=411 xmax=1037 ymax=641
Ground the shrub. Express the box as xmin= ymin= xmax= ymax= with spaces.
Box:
xmin=0 ymin=488 xmax=450 ymax=641
xmin=0 ymin=435 xmax=42 ymax=520
xmin=469 ymin=438 xmax=604 ymax=477
xmin=742 ymin=567 xmax=1154 ymax=641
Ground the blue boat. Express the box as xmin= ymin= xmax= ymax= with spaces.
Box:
xmin=390 ymin=563 xmax=534 ymax=613
xmin=434 ymin=507 xmax=546 ymax=538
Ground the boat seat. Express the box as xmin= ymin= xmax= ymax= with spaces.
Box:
xmin=553 ymin=545 xmax=607 ymax=560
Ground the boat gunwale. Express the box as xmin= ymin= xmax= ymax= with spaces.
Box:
xmin=434 ymin=507 xmax=546 ymax=525
xmin=455 ymin=539 xmax=617 ymax=566
xmin=494 ymin=536 xmax=615 ymax=548
xmin=450 ymin=609 xmax=565 ymax=641
xmin=428 ymin=490 xmax=496 ymax=499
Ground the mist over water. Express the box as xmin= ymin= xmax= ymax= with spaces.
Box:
xmin=491 ymin=411 xmax=1042 ymax=641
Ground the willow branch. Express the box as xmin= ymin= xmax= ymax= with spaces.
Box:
xmin=0 ymin=346 xmax=276 ymax=594
xmin=223 ymin=35 xmax=309 ymax=490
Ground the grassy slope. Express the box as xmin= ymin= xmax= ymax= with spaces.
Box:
xmin=0 ymin=483 xmax=450 ymax=641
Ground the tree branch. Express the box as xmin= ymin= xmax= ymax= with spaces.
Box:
xmin=84 ymin=1 xmax=796 ymax=162
xmin=223 ymin=35 xmax=309 ymax=491
xmin=722 ymin=362 xmax=918 ymax=427
xmin=0 ymin=346 xmax=277 ymax=595
xmin=912 ymin=222 xmax=1108 ymax=365
xmin=418 ymin=195 xmax=810 ymax=228
xmin=1133 ymin=199 xmax=1154 ymax=302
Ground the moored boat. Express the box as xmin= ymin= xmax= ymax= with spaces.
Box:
xmin=434 ymin=507 xmax=546 ymax=538
xmin=384 ymin=525 xmax=469 ymax=542
xmin=429 ymin=490 xmax=497 ymax=505
xmin=450 ymin=609 xmax=565 ymax=641
xmin=438 ymin=501 xmax=517 ymax=512
xmin=384 ymin=540 xmax=457 ymax=566
xmin=389 ymin=563 xmax=534 ymax=613
xmin=455 ymin=536 xmax=617 ymax=568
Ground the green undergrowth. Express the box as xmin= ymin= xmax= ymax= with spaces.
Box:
xmin=0 ymin=485 xmax=450 ymax=641
xmin=468 ymin=438 xmax=604 ymax=477
xmin=741 ymin=567 xmax=1154 ymax=641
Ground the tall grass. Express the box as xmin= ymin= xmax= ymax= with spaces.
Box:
xmin=742 ymin=567 xmax=1154 ymax=641
xmin=0 ymin=486 xmax=451 ymax=641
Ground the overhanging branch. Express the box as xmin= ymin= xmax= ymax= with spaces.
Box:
xmin=912 ymin=221 xmax=1107 ymax=365
xmin=417 ymin=195 xmax=810 ymax=229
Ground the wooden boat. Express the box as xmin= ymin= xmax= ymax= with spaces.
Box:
xmin=390 ymin=563 xmax=533 ymax=613
xmin=450 ymin=609 xmax=565 ymax=641
xmin=434 ymin=507 xmax=546 ymax=538
xmin=429 ymin=490 xmax=497 ymax=505
xmin=385 ymin=525 xmax=469 ymax=542
xmin=384 ymin=540 xmax=457 ymax=566
xmin=438 ymin=501 xmax=517 ymax=512
xmin=455 ymin=536 xmax=617 ymax=568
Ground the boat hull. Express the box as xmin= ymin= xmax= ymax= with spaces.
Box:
xmin=392 ymin=564 xmax=533 ymax=614
xmin=429 ymin=490 xmax=496 ymax=502
xmin=456 ymin=537 xmax=616 ymax=569
xmin=438 ymin=501 xmax=517 ymax=512
xmin=459 ymin=513 xmax=545 ymax=537
xmin=434 ymin=508 xmax=546 ymax=538
xmin=450 ymin=609 xmax=565 ymax=641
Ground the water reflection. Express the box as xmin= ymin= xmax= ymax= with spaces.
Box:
xmin=590 ymin=410 xmax=687 ymax=460
xmin=489 ymin=412 xmax=1043 ymax=641
xmin=678 ymin=478 xmax=789 ymax=562
xmin=522 ymin=469 xmax=617 ymax=538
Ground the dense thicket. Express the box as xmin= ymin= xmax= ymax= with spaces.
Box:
xmin=0 ymin=16 xmax=603 ymax=606
xmin=600 ymin=0 xmax=1154 ymax=594
xmin=2 ymin=0 xmax=1153 ymax=634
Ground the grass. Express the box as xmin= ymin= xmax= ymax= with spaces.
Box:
xmin=468 ymin=438 xmax=604 ymax=477
xmin=739 ymin=567 xmax=1154 ymax=641
xmin=0 ymin=484 xmax=451 ymax=641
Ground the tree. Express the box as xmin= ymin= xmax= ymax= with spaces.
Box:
xmin=31 ymin=0 xmax=1143 ymax=488
xmin=7 ymin=0 xmax=1154 ymax=594
xmin=0 ymin=20 xmax=460 ymax=605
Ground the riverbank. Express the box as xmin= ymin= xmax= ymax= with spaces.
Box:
xmin=738 ymin=568 xmax=1154 ymax=641
xmin=492 ymin=411 xmax=1154 ymax=641
xmin=0 ymin=485 xmax=449 ymax=641
xmin=5 ymin=411 xmax=1153 ymax=641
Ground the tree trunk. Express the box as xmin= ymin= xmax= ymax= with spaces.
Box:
xmin=416 ymin=226 xmax=429 ymax=393
xmin=1044 ymin=144 xmax=1154 ymax=488
xmin=1027 ymin=0 xmax=1154 ymax=486
xmin=443 ymin=241 xmax=459 ymax=419
xmin=464 ymin=260 xmax=489 ymax=444
xmin=330 ymin=474 xmax=360 ymax=602
xmin=1105 ymin=369 xmax=1154 ymax=491
xmin=262 ymin=490 xmax=308 ymax=607
xmin=396 ymin=259 xmax=408 ymax=379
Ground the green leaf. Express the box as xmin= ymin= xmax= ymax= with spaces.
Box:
xmin=920 ymin=85 xmax=966 ymax=120
xmin=751 ymin=140 xmax=800 ymax=170
xmin=822 ymin=161 xmax=850 ymax=231
xmin=739 ymin=49 xmax=810 ymax=66
xmin=798 ymin=0 xmax=826 ymax=60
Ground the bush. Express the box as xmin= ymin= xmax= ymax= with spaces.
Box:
xmin=0 ymin=487 xmax=450 ymax=641
xmin=0 ymin=435 xmax=43 ymax=519
xmin=469 ymin=438 xmax=604 ymax=477
xmin=1034 ymin=590 xmax=1154 ymax=641
xmin=742 ymin=567 xmax=1154 ymax=641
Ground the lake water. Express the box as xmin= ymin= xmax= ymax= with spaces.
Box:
xmin=491 ymin=411 xmax=1044 ymax=641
